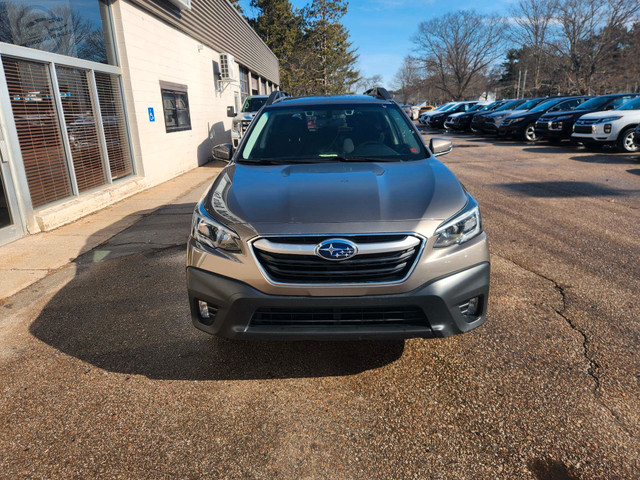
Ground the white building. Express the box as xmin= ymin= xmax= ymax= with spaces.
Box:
xmin=0 ymin=0 xmax=279 ymax=245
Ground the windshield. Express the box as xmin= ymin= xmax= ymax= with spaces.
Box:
xmin=433 ymin=103 xmax=453 ymax=111
xmin=495 ymin=100 xmax=521 ymax=112
xmin=241 ymin=97 xmax=268 ymax=112
xmin=575 ymin=96 xmax=610 ymax=111
xmin=530 ymin=98 xmax=564 ymax=113
xmin=239 ymin=103 xmax=428 ymax=164
xmin=617 ymin=97 xmax=640 ymax=111
xmin=517 ymin=98 xmax=545 ymax=111
xmin=468 ymin=103 xmax=487 ymax=113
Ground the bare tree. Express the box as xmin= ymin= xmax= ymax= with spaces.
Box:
xmin=393 ymin=56 xmax=422 ymax=103
xmin=553 ymin=0 xmax=640 ymax=94
xmin=509 ymin=0 xmax=558 ymax=95
xmin=412 ymin=10 xmax=507 ymax=100
xmin=355 ymin=74 xmax=384 ymax=92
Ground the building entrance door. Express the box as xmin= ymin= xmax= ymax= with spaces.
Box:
xmin=0 ymin=139 xmax=24 ymax=245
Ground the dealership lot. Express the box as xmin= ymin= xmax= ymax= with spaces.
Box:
xmin=1 ymin=136 xmax=638 ymax=479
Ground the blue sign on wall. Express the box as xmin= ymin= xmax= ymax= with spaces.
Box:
xmin=148 ymin=107 xmax=155 ymax=122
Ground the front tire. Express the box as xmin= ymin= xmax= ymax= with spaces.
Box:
xmin=617 ymin=127 xmax=639 ymax=153
xmin=523 ymin=123 xmax=537 ymax=142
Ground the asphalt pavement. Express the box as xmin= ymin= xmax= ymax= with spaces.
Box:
xmin=1 ymin=134 xmax=638 ymax=479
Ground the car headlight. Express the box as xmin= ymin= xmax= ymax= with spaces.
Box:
xmin=596 ymin=116 xmax=622 ymax=123
xmin=191 ymin=204 xmax=241 ymax=252
xmin=434 ymin=194 xmax=482 ymax=248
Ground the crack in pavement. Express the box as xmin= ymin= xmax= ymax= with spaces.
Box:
xmin=492 ymin=252 xmax=636 ymax=437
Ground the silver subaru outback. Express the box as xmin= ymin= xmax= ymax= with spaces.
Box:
xmin=186 ymin=89 xmax=490 ymax=340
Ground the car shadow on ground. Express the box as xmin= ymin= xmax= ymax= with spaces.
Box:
xmin=28 ymin=204 xmax=405 ymax=381
xmin=568 ymin=153 xmax=640 ymax=165
xmin=627 ymin=168 xmax=640 ymax=176
xmin=498 ymin=180 xmax=633 ymax=198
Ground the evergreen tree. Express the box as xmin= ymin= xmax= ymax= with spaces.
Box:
xmin=249 ymin=0 xmax=359 ymax=96
xmin=249 ymin=0 xmax=306 ymax=95
xmin=304 ymin=0 xmax=359 ymax=95
xmin=228 ymin=0 xmax=244 ymax=14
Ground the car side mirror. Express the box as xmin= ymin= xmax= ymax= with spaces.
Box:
xmin=429 ymin=138 xmax=453 ymax=157
xmin=212 ymin=143 xmax=233 ymax=162
xmin=227 ymin=106 xmax=236 ymax=117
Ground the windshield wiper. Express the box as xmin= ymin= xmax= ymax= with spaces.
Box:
xmin=314 ymin=156 xmax=399 ymax=163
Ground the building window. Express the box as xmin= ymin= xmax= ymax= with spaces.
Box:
xmin=161 ymin=88 xmax=191 ymax=133
xmin=239 ymin=66 xmax=249 ymax=101
xmin=0 ymin=0 xmax=117 ymax=65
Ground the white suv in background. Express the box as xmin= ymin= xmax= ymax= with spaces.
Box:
xmin=571 ymin=96 xmax=640 ymax=152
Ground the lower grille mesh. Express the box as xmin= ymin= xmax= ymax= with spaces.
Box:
xmin=251 ymin=306 xmax=427 ymax=327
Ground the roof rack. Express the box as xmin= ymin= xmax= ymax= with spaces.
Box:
xmin=265 ymin=90 xmax=290 ymax=106
xmin=363 ymin=87 xmax=393 ymax=101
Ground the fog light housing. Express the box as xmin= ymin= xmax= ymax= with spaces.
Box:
xmin=197 ymin=300 xmax=219 ymax=325
xmin=458 ymin=296 xmax=482 ymax=322
xmin=604 ymin=124 xmax=612 ymax=134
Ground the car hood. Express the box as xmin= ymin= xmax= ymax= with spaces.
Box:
xmin=577 ymin=110 xmax=640 ymax=120
xmin=539 ymin=109 xmax=589 ymax=120
xmin=205 ymin=160 xmax=467 ymax=229
xmin=448 ymin=112 xmax=466 ymax=119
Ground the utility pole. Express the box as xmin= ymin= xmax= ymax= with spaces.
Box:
xmin=522 ymin=69 xmax=528 ymax=98
xmin=516 ymin=69 xmax=521 ymax=99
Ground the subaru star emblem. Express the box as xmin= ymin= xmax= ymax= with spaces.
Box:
xmin=315 ymin=239 xmax=358 ymax=261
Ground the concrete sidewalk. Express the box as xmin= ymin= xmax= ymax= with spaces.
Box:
xmin=0 ymin=163 xmax=223 ymax=301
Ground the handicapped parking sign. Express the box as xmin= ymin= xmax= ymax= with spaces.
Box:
xmin=148 ymin=107 xmax=155 ymax=122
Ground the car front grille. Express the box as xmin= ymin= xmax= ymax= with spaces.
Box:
xmin=252 ymin=234 xmax=423 ymax=284
xmin=251 ymin=306 xmax=428 ymax=327
xmin=574 ymin=125 xmax=594 ymax=134
xmin=240 ymin=120 xmax=251 ymax=134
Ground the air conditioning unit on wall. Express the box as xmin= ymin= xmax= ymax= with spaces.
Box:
xmin=219 ymin=54 xmax=237 ymax=81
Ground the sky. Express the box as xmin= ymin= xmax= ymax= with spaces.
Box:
xmin=239 ymin=0 xmax=516 ymax=88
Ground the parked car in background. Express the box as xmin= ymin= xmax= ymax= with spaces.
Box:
xmin=231 ymin=94 xmax=269 ymax=148
xmin=499 ymin=96 xmax=589 ymax=142
xmin=419 ymin=102 xmax=457 ymax=125
xmin=445 ymin=101 xmax=500 ymax=131
xmin=571 ymin=96 xmax=640 ymax=152
xmin=400 ymin=104 xmax=413 ymax=119
xmin=535 ymin=94 xmax=640 ymax=143
xmin=189 ymin=89 xmax=490 ymax=339
xmin=482 ymin=97 xmax=545 ymax=135
xmin=419 ymin=105 xmax=435 ymax=116
xmin=427 ymin=101 xmax=478 ymax=129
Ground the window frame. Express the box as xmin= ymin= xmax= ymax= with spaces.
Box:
xmin=161 ymin=88 xmax=191 ymax=133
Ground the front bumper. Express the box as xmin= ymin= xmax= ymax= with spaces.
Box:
xmin=186 ymin=262 xmax=490 ymax=340
xmin=498 ymin=123 xmax=525 ymax=137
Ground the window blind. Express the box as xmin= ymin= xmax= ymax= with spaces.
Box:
xmin=55 ymin=65 xmax=106 ymax=193
xmin=2 ymin=56 xmax=72 ymax=207
xmin=94 ymin=72 xmax=133 ymax=180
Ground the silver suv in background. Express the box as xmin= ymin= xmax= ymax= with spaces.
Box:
xmin=188 ymin=88 xmax=490 ymax=340
xmin=230 ymin=95 xmax=269 ymax=148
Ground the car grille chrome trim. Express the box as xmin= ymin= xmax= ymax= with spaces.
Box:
xmin=253 ymin=235 xmax=421 ymax=256
xmin=250 ymin=233 xmax=425 ymax=285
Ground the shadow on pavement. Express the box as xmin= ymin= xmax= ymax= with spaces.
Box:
xmin=569 ymin=153 xmax=640 ymax=165
xmin=498 ymin=181 xmax=634 ymax=198
xmin=527 ymin=458 xmax=579 ymax=480
xmin=627 ymin=168 xmax=640 ymax=176
xmin=29 ymin=203 xmax=404 ymax=381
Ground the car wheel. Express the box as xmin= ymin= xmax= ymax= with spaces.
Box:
xmin=523 ymin=123 xmax=537 ymax=142
xmin=617 ymin=127 xmax=639 ymax=153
